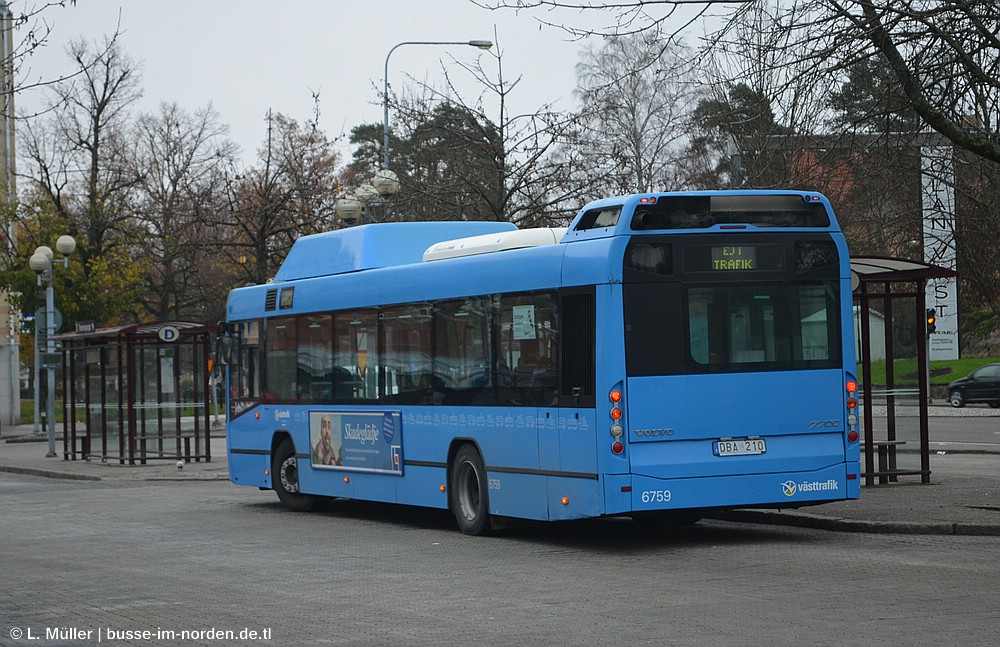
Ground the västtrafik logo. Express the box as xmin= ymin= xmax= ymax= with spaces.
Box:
xmin=782 ymin=479 xmax=838 ymax=496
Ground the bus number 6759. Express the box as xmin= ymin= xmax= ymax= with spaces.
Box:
xmin=641 ymin=490 xmax=672 ymax=504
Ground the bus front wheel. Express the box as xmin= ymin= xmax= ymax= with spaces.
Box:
xmin=451 ymin=445 xmax=493 ymax=536
xmin=272 ymin=438 xmax=320 ymax=512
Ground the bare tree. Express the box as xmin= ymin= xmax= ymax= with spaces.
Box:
xmin=221 ymin=110 xmax=341 ymax=285
xmin=130 ymin=102 xmax=237 ymax=321
xmin=21 ymin=37 xmax=142 ymax=257
xmin=16 ymin=36 xmax=146 ymax=324
xmin=952 ymin=155 xmax=1000 ymax=318
xmin=350 ymin=33 xmax=590 ymax=226
xmin=573 ymin=31 xmax=700 ymax=196
xmin=3 ymin=1 xmax=100 ymax=97
xmin=479 ymin=2 xmax=1000 ymax=166
xmin=798 ymin=1 xmax=1000 ymax=164
xmin=470 ymin=1 xmax=744 ymax=38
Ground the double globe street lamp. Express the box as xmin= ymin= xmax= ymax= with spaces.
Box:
xmin=335 ymin=169 xmax=401 ymax=223
xmin=29 ymin=235 xmax=76 ymax=457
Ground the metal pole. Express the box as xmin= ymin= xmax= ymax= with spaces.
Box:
xmin=45 ymin=270 xmax=56 ymax=457
xmin=2 ymin=1 xmax=18 ymax=431
xmin=32 ymin=301 xmax=40 ymax=435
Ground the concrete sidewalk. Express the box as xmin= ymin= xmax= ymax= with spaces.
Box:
xmin=0 ymin=422 xmax=228 ymax=482
xmin=711 ymin=452 xmax=1000 ymax=536
xmin=2 ymin=420 xmax=998 ymax=536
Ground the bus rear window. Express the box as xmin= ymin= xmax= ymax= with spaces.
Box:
xmin=631 ymin=195 xmax=830 ymax=230
xmin=687 ymin=282 xmax=840 ymax=371
xmin=624 ymin=280 xmax=841 ymax=375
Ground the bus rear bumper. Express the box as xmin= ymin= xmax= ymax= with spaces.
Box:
xmin=605 ymin=462 xmax=860 ymax=515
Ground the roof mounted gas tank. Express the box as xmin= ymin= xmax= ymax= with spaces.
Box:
xmin=423 ymin=227 xmax=567 ymax=262
xmin=273 ymin=221 xmax=517 ymax=281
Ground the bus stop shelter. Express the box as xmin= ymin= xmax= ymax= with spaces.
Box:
xmin=850 ymin=257 xmax=958 ymax=486
xmin=53 ymin=321 xmax=216 ymax=465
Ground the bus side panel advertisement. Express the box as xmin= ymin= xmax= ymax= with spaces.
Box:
xmin=309 ymin=410 xmax=403 ymax=475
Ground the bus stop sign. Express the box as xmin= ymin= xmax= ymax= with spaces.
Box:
xmin=158 ymin=325 xmax=180 ymax=343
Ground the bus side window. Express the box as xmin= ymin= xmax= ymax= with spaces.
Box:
xmin=264 ymin=317 xmax=298 ymax=402
xmin=499 ymin=292 xmax=559 ymax=406
xmin=380 ymin=304 xmax=433 ymax=404
xmin=297 ymin=313 xmax=333 ymax=403
xmin=560 ymin=290 xmax=595 ymax=406
xmin=333 ymin=310 xmax=378 ymax=402
xmin=433 ymin=297 xmax=494 ymax=406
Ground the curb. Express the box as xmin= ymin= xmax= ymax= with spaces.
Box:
xmin=708 ymin=509 xmax=1000 ymax=536
xmin=0 ymin=464 xmax=102 ymax=481
xmin=0 ymin=464 xmax=230 ymax=483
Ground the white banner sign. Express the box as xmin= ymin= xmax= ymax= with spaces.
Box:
xmin=920 ymin=146 xmax=959 ymax=360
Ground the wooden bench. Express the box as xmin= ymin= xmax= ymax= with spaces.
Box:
xmin=864 ymin=439 xmax=907 ymax=484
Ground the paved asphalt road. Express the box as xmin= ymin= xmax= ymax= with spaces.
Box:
xmin=1 ymin=473 xmax=999 ymax=647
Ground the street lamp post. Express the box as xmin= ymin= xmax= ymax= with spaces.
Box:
xmin=382 ymin=39 xmax=493 ymax=170
xmin=29 ymin=235 xmax=75 ymax=457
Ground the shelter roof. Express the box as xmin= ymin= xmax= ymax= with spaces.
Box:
xmin=850 ymin=256 xmax=957 ymax=283
xmin=52 ymin=320 xmax=214 ymax=342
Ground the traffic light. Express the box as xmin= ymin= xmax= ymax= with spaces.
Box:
xmin=926 ymin=308 xmax=937 ymax=335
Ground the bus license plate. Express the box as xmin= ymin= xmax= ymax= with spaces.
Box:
xmin=713 ymin=438 xmax=767 ymax=457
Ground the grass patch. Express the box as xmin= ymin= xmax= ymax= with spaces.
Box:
xmin=860 ymin=357 xmax=1000 ymax=386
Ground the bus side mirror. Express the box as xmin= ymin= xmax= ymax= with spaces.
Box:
xmin=215 ymin=336 xmax=234 ymax=367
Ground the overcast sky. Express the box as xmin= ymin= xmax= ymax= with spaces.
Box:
xmin=12 ymin=0 xmax=719 ymax=167
xmin=11 ymin=0 xmax=583 ymax=166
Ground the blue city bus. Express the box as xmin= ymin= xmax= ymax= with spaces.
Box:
xmin=221 ymin=191 xmax=860 ymax=535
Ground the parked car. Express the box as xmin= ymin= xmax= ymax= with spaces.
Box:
xmin=948 ymin=363 xmax=1000 ymax=408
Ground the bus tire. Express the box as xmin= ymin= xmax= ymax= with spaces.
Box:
xmin=272 ymin=437 xmax=320 ymax=512
xmin=451 ymin=445 xmax=493 ymax=536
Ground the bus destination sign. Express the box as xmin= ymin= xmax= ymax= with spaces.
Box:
xmin=711 ymin=245 xmax=756 ymax=271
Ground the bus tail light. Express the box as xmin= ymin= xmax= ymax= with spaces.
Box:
xmin=846 ymin=377 xmax=859 ymax=442
xmin=610 ymin=387 xmax=625 ymax=455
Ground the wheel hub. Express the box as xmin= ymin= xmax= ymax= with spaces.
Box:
xmin=280 ymin=457 xmax=300 ymax=493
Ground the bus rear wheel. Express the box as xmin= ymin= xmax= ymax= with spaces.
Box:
xmin=273 ymin=438 xmax=320 ymax=512
xmin=451 ymin=445 xmax=493 ymax=536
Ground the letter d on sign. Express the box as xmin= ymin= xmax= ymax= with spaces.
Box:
xmin=158 ymin=325 xmax=180 ymax=343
